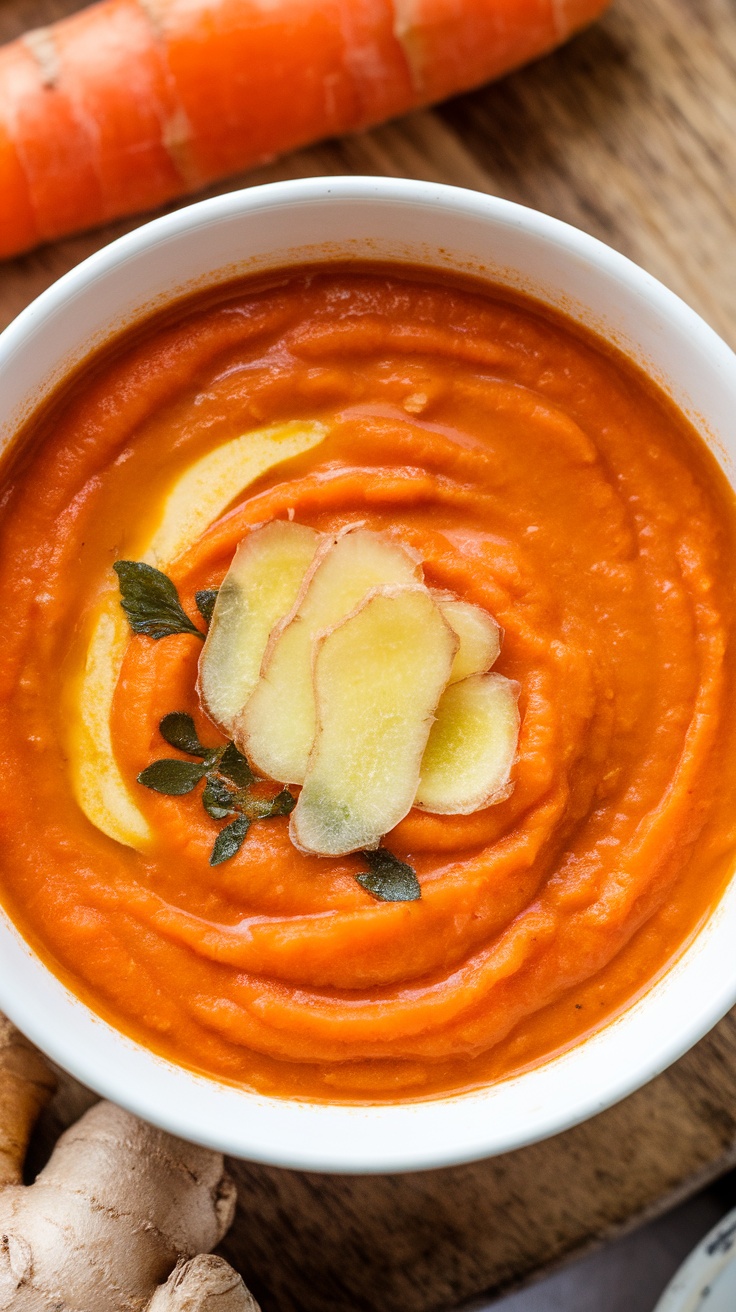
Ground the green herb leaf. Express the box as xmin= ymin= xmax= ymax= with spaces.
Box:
xmin=237 ymin=796 xmax=269 ymax=821
xmin=356 ymin=849 xmax=421 ymax=903
xmin=195 ymin=589 xmax=219 ymax=625
xmin=210 ymin=814 xmax=250 ymax=866
xmin=202 ymin=774 xmax=237 ymax=820
xmin=205 ymin=774 xmax=238 ymax=807
xmin=203 ymin=798 xmax=232 ymax=821
xmin=137 ymin=758 xmax=208 ymax=795
xmin=218 ymin=741 xmax=254 ymax=788
xmin=159 ymin=712 xmax=208 ymax=757
xmin=238 ymin=788 xmax=294 ymax=821
xmin=113 ymin=560 xmax=203 ymax=641
xmin=263 ymin=788 xmax=296 ymax=818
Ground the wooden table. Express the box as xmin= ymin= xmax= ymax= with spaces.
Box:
xmin=5 ymin=0 xmax=736 ymax=1308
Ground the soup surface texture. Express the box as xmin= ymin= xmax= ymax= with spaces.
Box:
xmin=1 ymin=268 xmax=735 ymax=1101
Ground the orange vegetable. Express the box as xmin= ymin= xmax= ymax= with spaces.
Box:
xmin=0 ymin=0 xmax=609 ymax=259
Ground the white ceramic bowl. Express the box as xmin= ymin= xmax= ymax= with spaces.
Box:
xmin=1 ymin=178 xmax=735 ymax=1174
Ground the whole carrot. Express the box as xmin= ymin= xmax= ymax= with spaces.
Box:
xmin=0 ymin=0 xmax=609 ymax=260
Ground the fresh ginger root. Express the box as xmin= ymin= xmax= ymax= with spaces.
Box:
xmin=0 ymin=1014 xmax=259 ymax=1311
xmin=149 ymin=1256 xmax=260 ymax=1311
xmin=0 ymin=1019 xmax=56 ymax=1191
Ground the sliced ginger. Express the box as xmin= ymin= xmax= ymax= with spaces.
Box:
xmin=435 ymin=594 xmax=501 ymax=683
xmin=290 ymin=586 xmax=458 ymax=856
xmin=415 ymin=672 xmax=520 ymax=814
xmin=198 ymin=520 xmax=319 ymax=735
xmin=236 ymin=527 xmax=422 ymax=784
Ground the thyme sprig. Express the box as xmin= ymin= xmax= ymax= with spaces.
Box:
xmin=137 ymin=712 xmax=294 ymax=866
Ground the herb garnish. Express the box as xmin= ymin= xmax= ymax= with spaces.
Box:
xmin=137 ymin=713 xmax=295 ymax=866
xmin=211 ymin=815 xmax=251 ymax=866
xmin=202 ymin=773 xmax=239 ymax=820
xmin=113 ymin=560 xmax=204 ymax=640
xmin=218 ymin=740 xmax=254 ymax=788
xmin=160 ymin=711 xmax=212 ymax=757
xmin=138 ymin=757 xmax=211 ymax=795
xmin=357 ymin=849 xmax=421 ymax=903
xmin=195 ymin=589 xmax=219 ymax=625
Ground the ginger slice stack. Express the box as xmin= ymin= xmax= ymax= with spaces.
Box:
xmin=198 ymin=522 xmax=520 ymax=858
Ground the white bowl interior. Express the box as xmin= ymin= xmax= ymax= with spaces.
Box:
xmin=1 ymin=178 xmax=735 ymax=1172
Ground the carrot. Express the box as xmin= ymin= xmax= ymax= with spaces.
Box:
xmin=0 ymin=0 xmax=609 ymax=260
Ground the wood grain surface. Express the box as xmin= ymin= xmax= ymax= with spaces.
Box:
xmin=4 ymin=0 xmax=736 ymax=1309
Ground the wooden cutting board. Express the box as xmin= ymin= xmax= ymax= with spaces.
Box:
xmin=5 ymin=0 xmax=736 ymax=1309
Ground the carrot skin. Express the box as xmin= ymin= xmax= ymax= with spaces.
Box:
xmin=0 ymin=40 xmax=105 ymax=253
xmin=337 ymin=0 xmax=418 ymax=127
xmin=394 ymin=0 xmax=607 ymax=102
xmin=0 ymin=0 xmax=611 ymax=260
xmin=158 ymin=0 xmax=416 ymax=181
xmin=161 ymin=0 xmax=361 ymax=181
xmin=53 ymin=0 xmax=194 ymax=207
xmin=0 ymin=114 xmax=38 ymax=259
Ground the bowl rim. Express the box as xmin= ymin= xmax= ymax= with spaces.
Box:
xmin=1 ymin=175 xmax=736 ymax=1174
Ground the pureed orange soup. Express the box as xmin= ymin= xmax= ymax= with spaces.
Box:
xmin=1 ymin=265 xmax=736 ymax=1101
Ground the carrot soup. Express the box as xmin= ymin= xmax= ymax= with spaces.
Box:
xmin=1 ymin=265 xmax=735 ymax=1101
